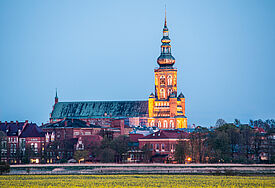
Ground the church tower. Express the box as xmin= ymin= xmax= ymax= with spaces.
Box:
xmin=148 ymin=10 xmax=187 ymax=129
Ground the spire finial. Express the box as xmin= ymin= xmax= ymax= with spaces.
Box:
xmin=55 ymin=88 xmax=58 ymax=98
xmin=165 ymin=5 xmax=167 ymax=27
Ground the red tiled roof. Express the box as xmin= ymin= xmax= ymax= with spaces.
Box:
xmin=139 ymin=130 xmax=189 ymax=139
xmin=79 ymin=135 xmax=103 ymax=146
xmin=130 ymin=133 xmax=144 ymax=142
xmin=255 ymin=127 xmax=266 ymax=133
xmin=20 ymin=123 xmax=45 ymax=138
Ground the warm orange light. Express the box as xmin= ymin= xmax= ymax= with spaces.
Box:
xmin=187 ymin=157 xmax=192 ymax=162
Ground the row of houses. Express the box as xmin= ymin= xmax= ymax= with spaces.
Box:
xmin=0 ymin=119 xmax=274 ymax=164
xmin=0 ymin=119 xmax=188 ymax=164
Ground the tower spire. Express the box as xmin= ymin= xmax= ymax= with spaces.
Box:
xmin=165 ymin=5 xmax=167 ymax=27
xmin=157 ymin=7 xmax=175 ymax=68
xmin=55 ymin=88 xmax=58 ymax=104
xmin=55 ymin=88 xmax=58 ymax=98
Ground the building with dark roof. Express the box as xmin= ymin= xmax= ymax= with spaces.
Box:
xmin=0 ymin=121 xmax=45 ymax=164
xmin=41 ymin=118 xmax=106 ymax=163
xmin=50 ymin=98 xmax=148 ymax=127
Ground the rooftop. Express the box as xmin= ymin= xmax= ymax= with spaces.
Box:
xmin=50 ymin=100 xmax=148 ymax=120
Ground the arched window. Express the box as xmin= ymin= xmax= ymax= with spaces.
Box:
xmin=164 ymin=120 xmax=168 ymax=128
xmin=167 ymin=75 xmax=172 ymax=85
xmin=160 ymin=75 xmax=165 ymax=85
xmin=170 ymin=120 xmax=174 ymax=128
xmin=168 ymin=89 xmax=173 ymax=96
xmin=160 ymin=88 xmax=165 ymax=99
xmin=158 ymin=121 xmax=161 ymax=128
xmin=177 ymin=120 xmax=181 ymax=128
xmin=150 ymin=121 xmax=154 ymax=127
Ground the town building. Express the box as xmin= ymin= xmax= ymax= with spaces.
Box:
xmin=0 ymin=121 xmax=45 ymax=164
xmin=138 ymin=129 xmax=189 ymax=162
xmin=41 ymin=119 xmax=103 ymax=163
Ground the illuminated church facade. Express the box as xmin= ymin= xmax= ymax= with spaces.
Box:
xmin=147 ymin=14 xmax=187 ymax=129
xmin=50 ymin=14 xmax=187 ymax=129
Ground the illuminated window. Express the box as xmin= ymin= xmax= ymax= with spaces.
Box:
xmin=164 ymin=120 xmax=168 ymax=128
xmin=177 ymin=120 xmax=181 ymax=128
xmin=150 ymin=121 xmax=154 ymax=127
xmin=160 ymin=88 xmax=165 ymax=99
xmin=158 ymin=121 xmax=161 ymax=128
xmin=168 ymin=75 xmax=172 ymax=85
xmin=170 ymin=120 xmax=174 ymax=128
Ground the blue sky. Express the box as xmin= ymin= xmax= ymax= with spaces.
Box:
xmin=0 ymin=0 xmax=274 ymax=126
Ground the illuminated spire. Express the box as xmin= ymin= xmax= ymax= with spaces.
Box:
xmin=157 ymin=8 xmax=175 ymax=68
xmin=164 ymin=5 xmax=167 ymax=27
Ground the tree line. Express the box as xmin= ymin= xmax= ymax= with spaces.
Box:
xmin=174 ymin=119 xmax=275 ymax=164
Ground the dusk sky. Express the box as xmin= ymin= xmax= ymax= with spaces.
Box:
xmin=0 ymin=0 xmax=274 ymax=126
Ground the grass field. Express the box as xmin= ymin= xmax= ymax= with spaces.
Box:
xmin=0 ymin=174 xmax=274 ymax=187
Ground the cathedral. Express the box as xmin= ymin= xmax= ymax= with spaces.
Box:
xmin=50 ymin=13 xmax=187 ymax=129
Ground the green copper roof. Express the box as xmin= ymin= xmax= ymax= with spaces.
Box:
xmin=50 ymin=100 xmax=148 ymax=119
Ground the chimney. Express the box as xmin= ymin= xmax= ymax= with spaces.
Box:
xmin=5 ymin=121 xmax=7 ymax=125
xmin=16 ymin=120 xmax=19 ymax=125
xmin=25 ymin=120 xmax=28 ymax=124
xmin=11 ymin=121 xmax=14 ymax=124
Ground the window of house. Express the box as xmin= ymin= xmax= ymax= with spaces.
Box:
xmin=51 ymin=133 xmax=55 ymax=142
xmin=46 ymin=134 xmax=49 ymax=142
xmin=78 ymin=144 xmax=83 ymax=150
xmin=10 ymin=144 xmax=13 ymax=153
xmin=156 ymin=144 xmax=159 ymax=151
xmin=161 ymin=144 xmax=165 ymax=151
xmin=74 ymin=132 xmax=79 ymax=136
